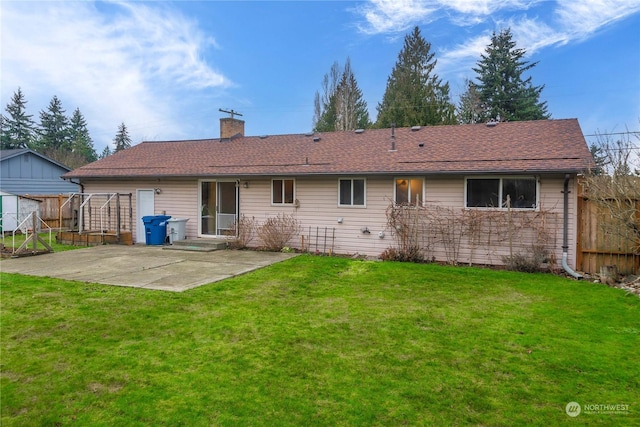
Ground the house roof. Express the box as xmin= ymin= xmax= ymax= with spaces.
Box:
xmin=1 ymin=148 xmax=72 ymax=171
xmin=64 ymin=119 xmax=594 ymax=179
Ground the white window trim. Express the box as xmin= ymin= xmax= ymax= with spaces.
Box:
xmin=338 ymin=177 xmax=367 ymax=208
xmin=464 ymin=175 xmax=540 ymax=210
xmin=393 ymin=177 xmax=425 ymax=206
xmin=271 ymin=178 xmax=296 ymax=206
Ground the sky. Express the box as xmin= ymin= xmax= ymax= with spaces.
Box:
xmin=1 ymin=0 xmax=639 ymax=154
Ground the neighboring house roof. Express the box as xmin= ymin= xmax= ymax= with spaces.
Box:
xmin=0 ymin=148 xmax=72 ymax=172
xmin=1 ymin=148 xmax=78 ymax=195
xmin=64 ymin=119 xmax=594 ymax=179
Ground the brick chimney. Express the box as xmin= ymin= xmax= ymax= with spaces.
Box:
xmin=220 ymin=117 xmax=245 ymax=139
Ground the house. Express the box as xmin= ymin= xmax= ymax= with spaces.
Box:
xmin=0 ymin=149 xmax=79 ymax=195
xmin=63 ymin=118 xmax=594 ymax=271
xmin=1 ymin=149 xmax=79 ymax=232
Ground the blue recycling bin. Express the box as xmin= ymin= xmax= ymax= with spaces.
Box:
xmin=142 ymin=215 xmax=171 ymax=245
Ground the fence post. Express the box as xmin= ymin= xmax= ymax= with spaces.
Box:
xmin=32 ymin=211 xmax=37 ymax=252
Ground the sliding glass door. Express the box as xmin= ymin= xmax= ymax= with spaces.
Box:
xmin=200 ymin=180 xmax=238 ymax=236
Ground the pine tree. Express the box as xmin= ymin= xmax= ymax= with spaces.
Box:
xmin=99 ymin=145 xmax=112 ymax=159
xmin=313 ymin=62 xmax=340 ymax=132
xmin=375 ymin=26 xmax=456 ymax=128
xmin=313 ymin=58 xmax=371 ymax=132
xmin=69 ymin=108 xmax=97 ymax=164
xmin=457 ymin=79 xmax=483 ymax=124
xmin=37 ymin=95 xmax=71 ymax=152
xmin=113 ymin=122 xmax=132 ymax=152
xmin=1 ymin=88 xmax=36 ymax=149
xmin=472 ymin=28 xmax=550 ymax=122
xmin=334 ymin=58 xmax=371 ymax=131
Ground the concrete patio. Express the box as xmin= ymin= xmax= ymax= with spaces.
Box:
xmin=0 ymin=245 xmax=297 ymax=292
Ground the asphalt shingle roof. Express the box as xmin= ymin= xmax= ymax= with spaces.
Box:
xmin=64 ymin=119 xmax=594 ymax=179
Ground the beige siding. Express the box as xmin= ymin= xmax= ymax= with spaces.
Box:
xmin=240 ymin=176 xmax=391 ymax=256
xmin=82 ymin=173 xmax=579 ymax=268
xmin=82 ymin=179 xmax=199 ymax=242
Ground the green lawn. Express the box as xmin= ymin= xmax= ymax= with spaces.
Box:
xmin=1 ymin=256 xmax=638 ymax=426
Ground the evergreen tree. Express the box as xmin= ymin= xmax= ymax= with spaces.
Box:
xmin=472 ymin=28 xmax=550 ymax=122
xmin=313 ymin=59 xmax=370 ymax=132
xmin=334 ymin=58 xmax=371 ymax=131
xmin=69 ymin=108 xmax=97 ymax=164
xmin=99 ymin=145 xmax=112 ymax=159
xmin=375 ymin=26 xmax=456 ymax=128
xmin=1 ymin=88 xmax=36 ymax=149
xmin=589 ymin=143 xmax=607 ymax=175
xmin=113 ymin=122 xmax=132 ymax=152
xmin=37 ymin=95 xmax=71 ymax=151
xmin=313 ymin=62 xmax=340 ymax=132
xmin=457 ymin=79 xmax=483 ymax=124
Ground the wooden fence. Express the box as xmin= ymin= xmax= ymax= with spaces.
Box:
xmin=27 ymin=195 xmax=72 ymax=229
xmin=577 ymin=195 xmax=640 ymax=276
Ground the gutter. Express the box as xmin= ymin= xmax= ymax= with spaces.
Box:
xmin=562 ymin=174 xmax=582 ymax=279
xmin=64 ymin=178 xmax=84 ymax=193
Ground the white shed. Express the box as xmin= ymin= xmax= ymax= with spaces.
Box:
xmin=0 ymin=191 xmax=41 ymax=233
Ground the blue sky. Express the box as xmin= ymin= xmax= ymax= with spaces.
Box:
xmin=1 ymin=0 xmax=639 ymax=154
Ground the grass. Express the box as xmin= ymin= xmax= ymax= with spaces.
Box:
xmin=1 ymin=255 xmax=639 ymax=426
xmin=1 ymin=232 xmax=83 ymax=255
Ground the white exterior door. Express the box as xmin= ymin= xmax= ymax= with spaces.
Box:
xmin=136 ymin=189 xmax=155 ymax=243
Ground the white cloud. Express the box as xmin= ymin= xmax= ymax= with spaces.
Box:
xmin=356 ymin=0 xmax=438 ymax=34
xmin=362 ymin=0 xmax=640 ymax=85
xmin=0 ymin=1 xmax=229 ymax=149
xmin=554 ymin=0 xmax=640 ymax=43
xmin=445 ymin=0 xmax=536 ymax=15
xmin=356 ymin=0 xmax=538 ymax=34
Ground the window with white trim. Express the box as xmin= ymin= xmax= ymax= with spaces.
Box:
xmin=465 ymin=177 xmax=538 ymax=209
xmin=339 ymin=178 xmax=366 ymax=207
xmin=395 ymin=177 xmax=424 ymax=205
xmin=272 ymin=179 xmax=295 ymax=205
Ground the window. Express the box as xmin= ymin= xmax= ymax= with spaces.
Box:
xmin=395 ymin=178 xmax=424 ymax=205
xmin=272 ymin=179 xmax=295 ymax=204
xmin=466 ymin=177 xmax=538 ymax=209
xmin=339 ymin=178 xmax=366 ymax=206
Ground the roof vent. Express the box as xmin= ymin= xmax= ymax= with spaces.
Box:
xmin=486 ymin=120 xmax=498 ymax=127
xmin=354 ymin=129 xmax=365 ymax=134
xmin=259 ymin=135 xmax=269 ymax=139
xmin=313 ymin=137 xmax=321 ymax=142
xmin=305 ymin=132 xmax=314 ymax=137
xmin=418 ymin=143 xmax=424 ymax=147
xmin=411 ymin=126 xmax=421 ymax=131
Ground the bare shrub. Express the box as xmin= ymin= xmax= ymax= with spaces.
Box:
xmin=385 ymin=201 xmax=425 ymax=262
xmin=384 ymin=199 xmax=560 ymax=266
xmin=380 ymin=245 xmax=424 ymax=263
xmin=228 ymin=215 xmax=256 ymax=249
xmin=257 ymin=213 xmax=301 ymax=251
xmin=502 ymin=245 xmax=550 ymax=273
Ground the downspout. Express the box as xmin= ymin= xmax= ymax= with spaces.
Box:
xmin=562 ymin=174 xmax=582 ymax=279
xmin=65 ymin=178 xmax=84 ymax=194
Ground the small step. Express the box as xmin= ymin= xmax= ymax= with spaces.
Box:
xmin=163 ymin=245 xmax=218 ymax=252
xmin=164 ymin=238 xmax=228 ymax=251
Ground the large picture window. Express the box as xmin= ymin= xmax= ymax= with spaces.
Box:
xmin=466 ymin=177 xmax=538 ymax=209
xmin=339 ymin=178 xmax=366 ymax=206
xmin=395 ymin=178 xmax=424 ymax=205
xmin=272 ymin=179 xmax=295 ymax=205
